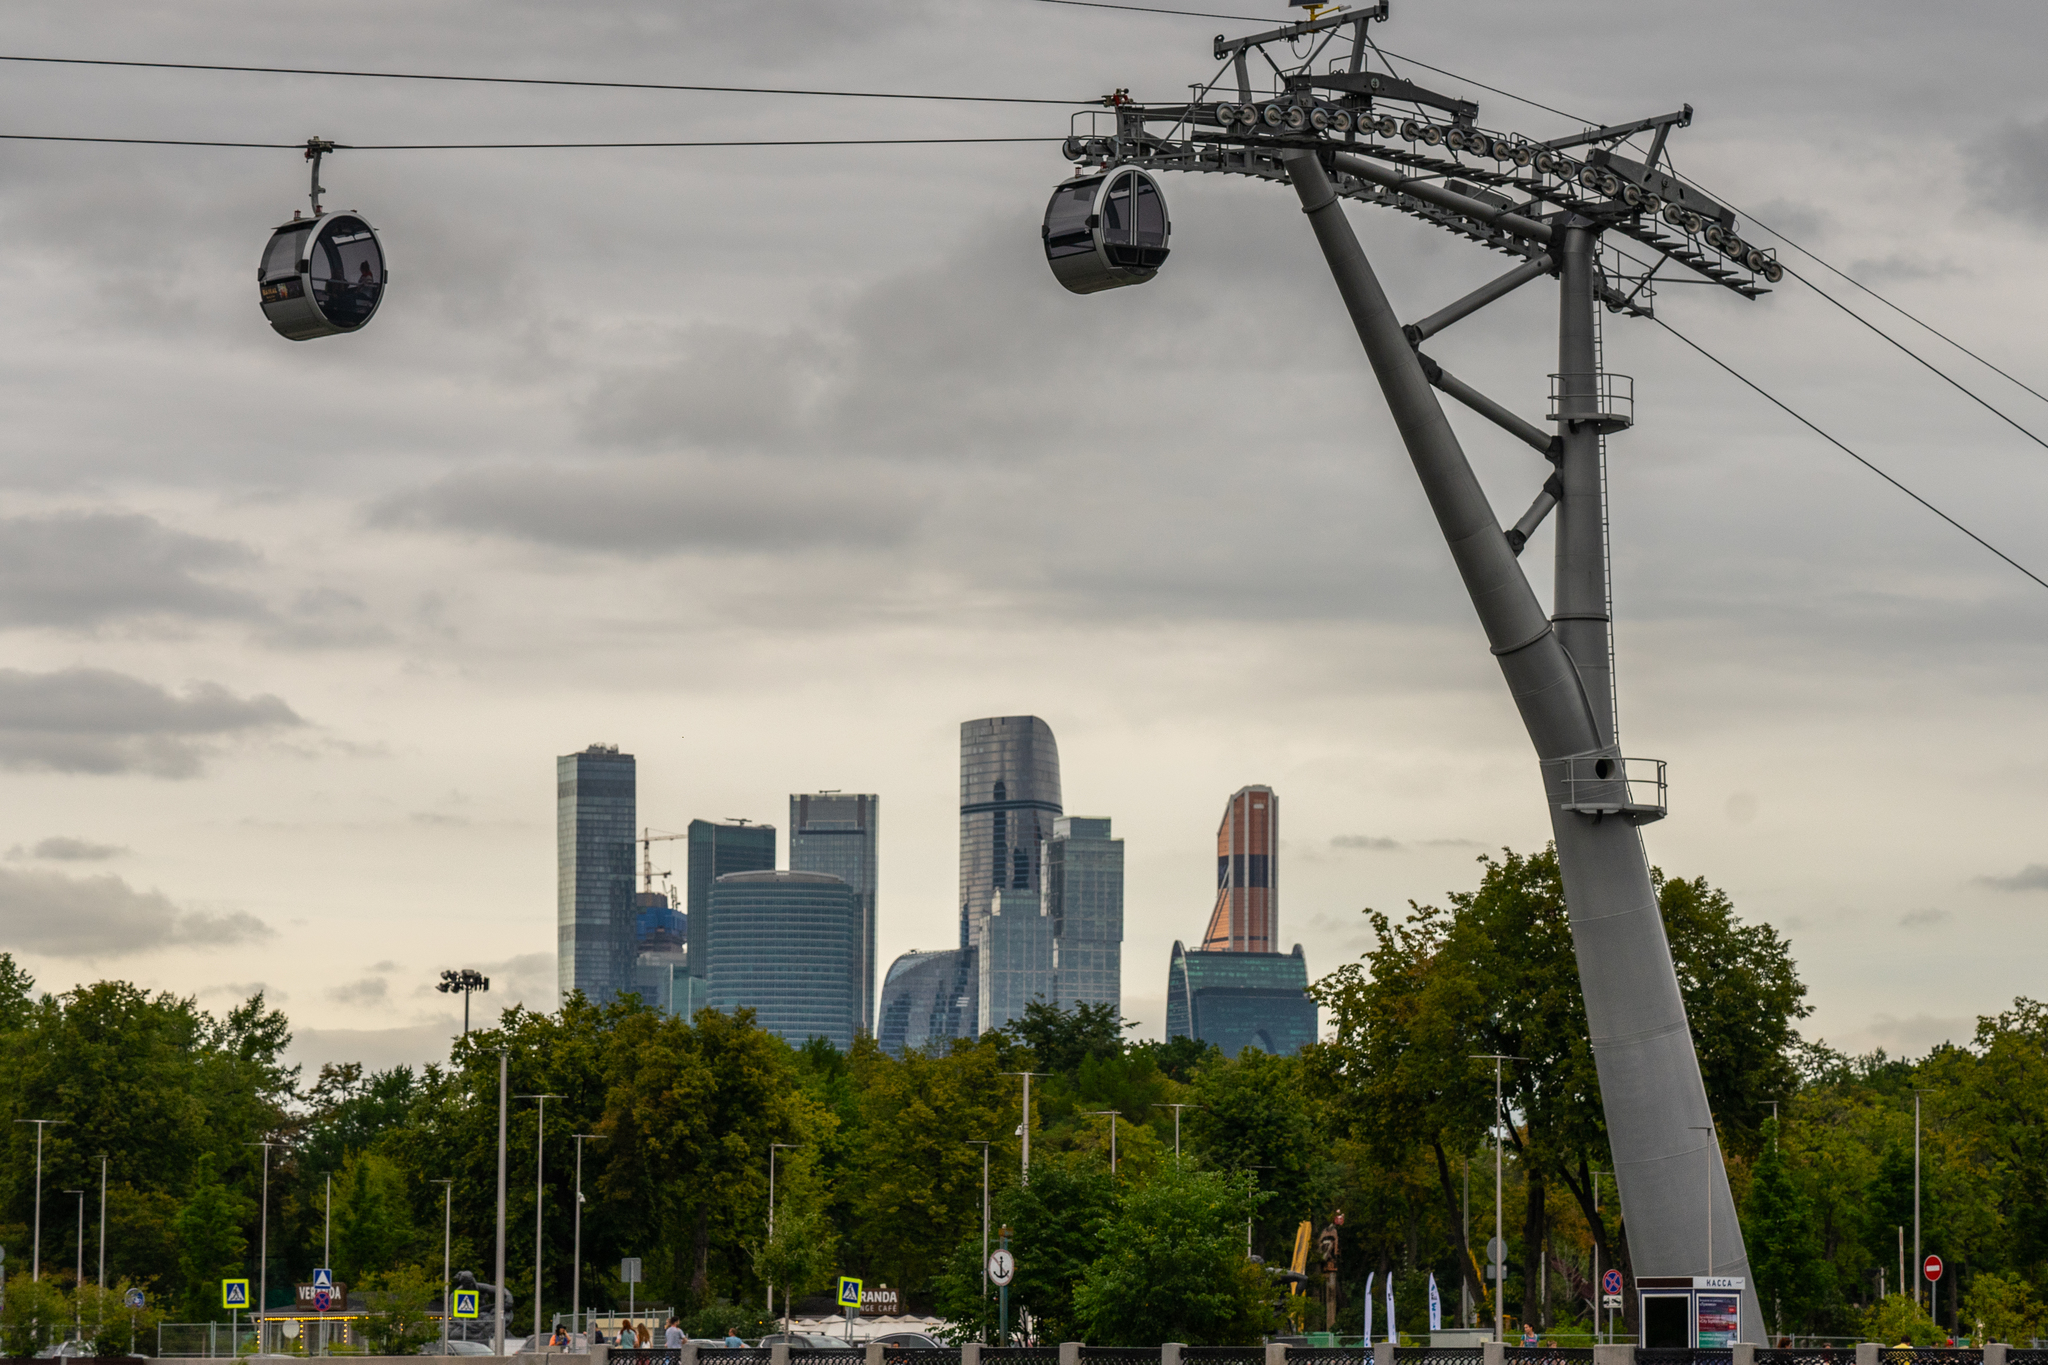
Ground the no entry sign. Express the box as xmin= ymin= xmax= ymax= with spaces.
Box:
xmin=1924 ymin=1254 xmax=1944 ymax=1283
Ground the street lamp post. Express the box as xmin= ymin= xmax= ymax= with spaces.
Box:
xmin=767 ymin=1143 xmax=799 ymax=1319
xmin=1913 ymin=1090 xmax=1930 ymax=1309
xmin=249 ymin=1141 xmax=280 ymax=1348
xmin=15 ymin=1118 xmax=67 ymax=1281
xmin=437 ymin=970 xmax=492 ymax=1036
xmin=1086 ymin=1112 xmax=1122 ymax=1173
xmin=1472 ymin=1055 xmax=1523 ymax=1346
xmin=1153 ymin=1104 xmax=1194 ymax=1164
xmin=433 ymin=1179 xmax=454 ymax=1358
xmin=64 ymin=1190 xmax=84 ymax=1340
xmin=516 ymin=1093 xmax=565 ymax=1345
xmin=1003 ymin=1073 xmax=1048 ymax=1186
xmin=1689 ymin=1125 xmax=1717 ymax=1275
xmin=571 ymin=1135 xmax=606 ymax=1339
xmin=96 ymin=1155 xmax=107 ymax=1291
xmin=494 ymin=1051 xmax=509 ymax=1357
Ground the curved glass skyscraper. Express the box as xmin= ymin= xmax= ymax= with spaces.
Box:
xmin=959 ymin=716 xmax=1063 ymax=927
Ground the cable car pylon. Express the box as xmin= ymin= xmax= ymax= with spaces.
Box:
xmin=1048 ymin=5 xmax=1767 ymax=1340
xmin=257 ymin=136 xmax=387 ymax=340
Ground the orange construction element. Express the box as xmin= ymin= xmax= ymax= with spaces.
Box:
xmin=1201 ymin=785 xmax=1277 ymax=953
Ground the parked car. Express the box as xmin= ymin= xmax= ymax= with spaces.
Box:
xmin=33 ymin=1343 xmax=94 ymax=1360
xmin=869 ymin=1334 xmax=945 ymax=1351
xmin=758 ymin=1333 xmax=860 ymax=1350
xmin=419 ymin=1342 xmax=499 ymax=1356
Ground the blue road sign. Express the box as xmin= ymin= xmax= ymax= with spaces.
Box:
xmin=222 ymin=1280 xmax=249 ymax=1309
xmin=314 ymin=1289 xmax=332 ymax=1312
xmin=124 ymin=1289 xmax=145 ymax=1310
xmin=453 ymin=1289 xmax=480 ymax=1320
xmin=837 ymin=1276 xmax=863 ymax=1309
xmin=312 ymin=1268 xmax=334 ymax=1291
xmin=1603 ymin=1268 xmax=1623 ymax=1296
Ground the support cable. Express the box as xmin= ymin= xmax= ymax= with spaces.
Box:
xmin=0 ymin=54 xmax=1100 ymax=106
xmin=1652 ymin=316 xmax=2048 ymax=594
xmin=1777 ymin=264 xmax=2048 ymax=455
xmin=0 ymin=132 xmax=1060 ymax=151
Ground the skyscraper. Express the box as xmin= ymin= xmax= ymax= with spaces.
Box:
xmin=1165 ymin=940 xmax=1316 ymax=1055
xmin=1045 ymin=815 xmax=1124 ymax=1015
xmin=557 ymin=744 xmax=637 ymax=1007
xmin=960 ymin=715 xmax=1062 ymax=939
xmin=977 ymin=886 xmax=1053 ymax=1034
xmin=686 ymin=818 xmax=776 ymax=982
xmin=789 ymin=792 xmax=879 ymax=1035
xmin=1202 ymin=785 xmax=1277 ymax=953
xmin=705 ymin=870 xmax=862 ymax=1050
xmin=1173 ymin=784 xmax=1314 ymax=1054
xmin=877 ymin=946 xmax=978 ymax=1058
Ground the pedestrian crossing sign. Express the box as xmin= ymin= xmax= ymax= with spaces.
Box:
xmin=312 ymin=1268 xmax=333 ymax=1291
xmin=837 ymin=1276 xmax=862 ymax=1309
xmin=222 ymin=1280 xmax=249 ymax=1309
xmin=453 ymin=1289 xmax=480 ymax=1319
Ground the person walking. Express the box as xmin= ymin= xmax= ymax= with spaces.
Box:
xmin=665 ymin=1319 xmax=683 ymax=1349
xmin=724 ymin=1330 xmax=745 ymax=1349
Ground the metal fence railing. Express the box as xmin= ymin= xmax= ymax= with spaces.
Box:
xmin=156 ymin=1322 xmax=261 ymax=1358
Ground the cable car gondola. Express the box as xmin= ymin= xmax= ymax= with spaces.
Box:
xmin=258 ymin=139 xmax=387 ymax=341
xmin=1042 ymin=166 xmax=1170 ymax=294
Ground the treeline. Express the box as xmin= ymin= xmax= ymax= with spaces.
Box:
xmin=0 ymin=848 xmax=2042 ymax=1347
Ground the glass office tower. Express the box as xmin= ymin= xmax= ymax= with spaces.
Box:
xmin=789 ymin=792 xmax=878 ymax=1035
xmin=705 ymin=870 xmax=862 ymax=1050
xmin=1045 ymin=816 xmax=1124 ymax=1015
xmin=960 ymin=715 xmax=1062 ymax=963
xmin=557 ymin=744 xmax=638 ymax=1006
xmin=977 ymin=887 xmax=1054 ymax=1033
xmin=1203 ymin=785 xmax=1278 ymax=953
xmin=685 ymin=818 xmax=776 ymax=982
xmin=1165 ymin=940 xmax=1316 ymax=1055
xmin=877 ymin=946 xmax=979 ymax=1058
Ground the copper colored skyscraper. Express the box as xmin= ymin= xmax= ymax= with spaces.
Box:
xmin=1202 ymin=784 xmax=1276 ymax=953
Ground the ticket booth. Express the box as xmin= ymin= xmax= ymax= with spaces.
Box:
xmin=1636 ymin=1276 xmax=1745 ymax=1348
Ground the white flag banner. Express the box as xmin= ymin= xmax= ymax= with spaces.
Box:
xmin=1386 ymin=1272 xmax=1397 ymax=1345
xmin=1429 ymin=1272 xmax=1442 ymax=1331
xmin=1363 ymin=1272 xmax=1374 ymax=1344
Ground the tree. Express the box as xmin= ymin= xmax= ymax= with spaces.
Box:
xmin=1184 ymin=1049 xmax=1327 ymax=1257
xmin=172 ymin=1154 xmax=250 ymax=1320
xmin=932 ymin=1158 xmax=1118 ymax=1344
xmin=753 ymin=1195 xmax=836 ymax=1330
xmin=0 ymin=1273 xmax=70 ymax=1356
xmin=1009 ymin=1001 xmax=1130 ymax=1076
xmin=1863 ymin=1292 xmax=1945 ymax=1347
xmin=1072 ymin=1164 xmax=1273 ymax=1345
xmin=355 ymin=1265 xmax=442 ymax=1354
xmin=1962 ymin=1271 xmax=2043 ymax=1345
xmin=333 ymin=1153 xmax=415 ymax=1287
xmin=1744 ymin=1119 xmax=1827 ymax=1335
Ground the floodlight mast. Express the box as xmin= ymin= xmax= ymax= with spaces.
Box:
xmin=1065 ymin=7 xmax=1767 ymax=1343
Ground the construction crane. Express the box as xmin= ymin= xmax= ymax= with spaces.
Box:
xmin=638 ymin=827 xmax=686 ymax=897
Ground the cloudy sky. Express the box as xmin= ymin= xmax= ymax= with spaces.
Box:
xmin=0 ymin=0 xmax=2043 ymax=1077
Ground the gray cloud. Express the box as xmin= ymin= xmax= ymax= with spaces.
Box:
xmin=0 ymin=867 xmax=269 ymax=958
xmin=0 ymin=512 xmax=261 ymax=629
xmin=1972 ymin=118 xmax=2048 ymax=221
xmin=1978 ymin=864 xmax=2048 ymax=892
xmin=0 ymin=667 xmax=304 ymax=777
xmin=372 ymin=455 xmax=931 ymax=559
xmin=327 ymin=976 xmax=389 ymax=1006
xmin=1899 ymin=907 xmax=1951 ymax=928
xmin=1332 ymin=834 xmax=1404 ymax=851
xmin=19 ymin=836 xmax=127 ymax=862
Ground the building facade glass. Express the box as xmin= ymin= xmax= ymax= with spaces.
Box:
xmin=1165 ymin=939 xmax=1316 ymax=1055
xmin=686 ymin=819 xmax=776 ymax=980
xmin=789 ymin=792 xmax=879 ymax=1036
xmin=959 ymin=716 xmax=1063 ymax=935
xmin=705 ymin=870 xmax=862 ymax=1051
xmin=557 ymin=744 xmax=638 ymax=1007
xmin=1203 ymin=785 xmax=1277 ymax=953
xmin=977 ymin=887 xmax=1053 ymax=1033
xmin=1045 ymin=816 xmax=1124 ymax=1015
xmin=876 ymin=946 xmax=978 ymax=1058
